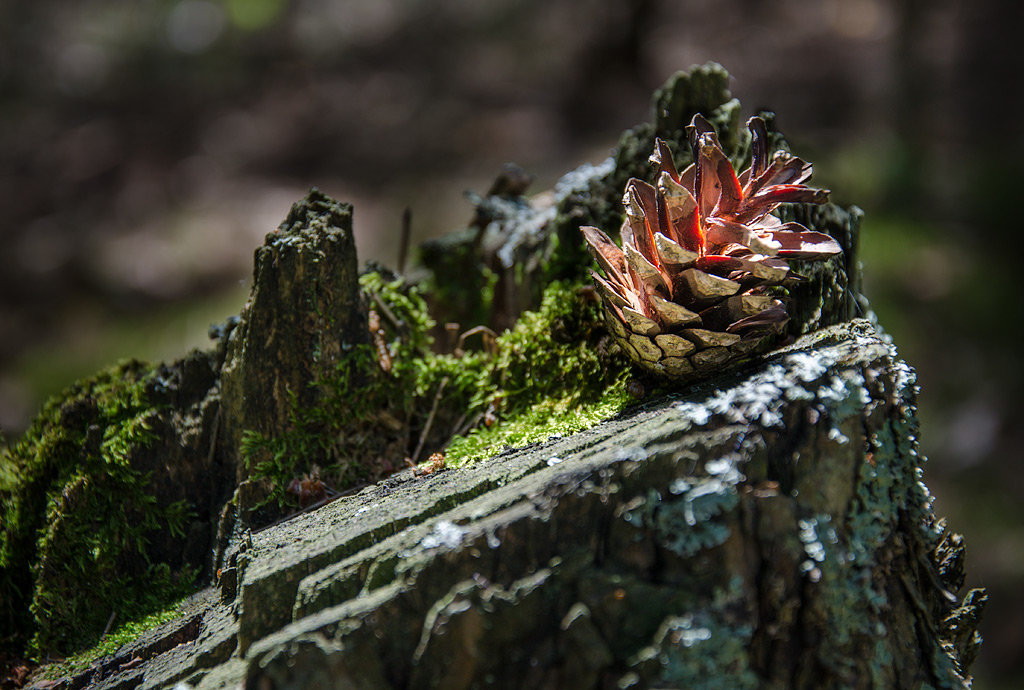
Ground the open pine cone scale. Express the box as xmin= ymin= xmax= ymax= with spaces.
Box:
xmin=582 ymin=114 xmax=843 ymax=381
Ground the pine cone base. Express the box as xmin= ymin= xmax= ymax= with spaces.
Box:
xmin=600 ymin=295 xmax=786 ymax=382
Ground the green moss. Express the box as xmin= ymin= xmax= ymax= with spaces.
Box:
xmin=444 ymin=280 xmax=632 ymax=466
xmin=444 ymin=385 xmax=631 ymax=467
xmin=0 ymin=361 xmax=196 ymax=658
xmin=238 ymin=271 xmax=470 ymax=505
xmin=240 ymin=275 xmax=632 ymax=503
xmin=38 ymin=594 xmax=193 ymax=681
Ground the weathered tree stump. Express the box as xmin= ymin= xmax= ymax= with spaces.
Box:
xmin=219 ymin=189 xmax=367 ymax=483
xmin=7 ymin=63 xmax=984 ymax=689
xmin=233 ymin=321 xmax=981 ymax=690
xmin=40 ymin=320 xmax=983 ymax=689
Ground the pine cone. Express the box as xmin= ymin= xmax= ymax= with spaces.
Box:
xmin=582 ymin=114 xmax=842 ymax=381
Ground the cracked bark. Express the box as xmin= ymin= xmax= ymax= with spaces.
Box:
xmin=59 ymin=320 xmax=980 ymax=690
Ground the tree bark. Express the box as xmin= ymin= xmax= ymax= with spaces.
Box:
xmin=218 ymin=188 xmax=367 ymax=483
xmin=56 ymin=319 xmax=983 ymax=689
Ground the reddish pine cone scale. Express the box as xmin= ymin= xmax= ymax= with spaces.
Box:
xmin=583 ymin=114 xmax=842 ymax=381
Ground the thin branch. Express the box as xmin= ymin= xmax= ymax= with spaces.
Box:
xmin=369 ymin=290 xmax=404 ymax=331
xmin=101 ymin=611 xmax=117 ymax=639
xmin=455 ymin=325 xmax=498 ymax=356
xmin=412 ymin=376 xmax=449 ymax=464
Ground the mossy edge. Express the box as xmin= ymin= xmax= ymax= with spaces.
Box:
xmin=0 ymin=359 xmax=206 ymax=658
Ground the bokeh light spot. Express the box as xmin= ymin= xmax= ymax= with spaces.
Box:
xmin=167 ymin=0 xmax=226 ymax=54
xmin=226 ymin=0 xmax=286 ymax=31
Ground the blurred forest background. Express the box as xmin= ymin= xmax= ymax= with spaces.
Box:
xmin=0 ymin=0 xmax=1020 ymax=686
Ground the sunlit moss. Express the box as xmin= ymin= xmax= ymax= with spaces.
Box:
xmin=444 ymin=280 xmax=633 ymax=466
xmin=444 ymin=385 xmax=631 ymax=466
xmin=241 ymin=274 xmax=632 ymax=499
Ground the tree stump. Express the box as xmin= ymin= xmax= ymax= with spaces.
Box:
xmin=46 ymin=319 xmax=975 ymax=689
xmin=219 ymin=189 xmax=367 ymax=483
xmin=10 ymin=64 xmax=985 ymax=689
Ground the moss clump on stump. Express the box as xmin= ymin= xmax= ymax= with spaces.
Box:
xmin=0 ymin=355 xmax=218 ymax=656
xmin=240 ymin=274 xmax=632 ymax=508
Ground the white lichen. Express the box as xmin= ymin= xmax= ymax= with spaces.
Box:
xmin=420 ymin=520 xmax=466 ymax=551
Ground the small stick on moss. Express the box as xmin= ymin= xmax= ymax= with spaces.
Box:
xmin=101 ymin=611 xmax=117 ymax=639
xmin=412 ymin=376 xmax=448 ymax=465
xmin=448 ymin=409 xmax=471 ymax=440
xmin=445 ymin=323 xmax=460 ymax=353
xmin=455 ymin=325 xmax=498 ymax=357
xmin=447 ymin=410 xmax=485 ymax=446
xmin=369 ymin=290 xmax=404 ymax=331
xmin=368 ymin=308 xmax=392 ymax=373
